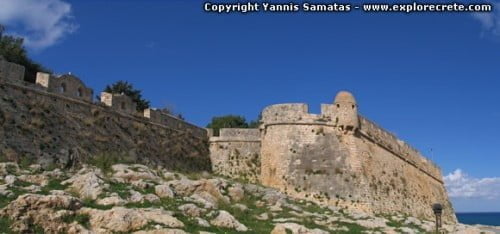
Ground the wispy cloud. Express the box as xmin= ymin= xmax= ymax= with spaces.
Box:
xmin=471 ymin=1 xmax=500 ymax=36
xmin=0 ymin=0 xmax=77 ymax=50
xmin=444 ymin=169 xmax=500 ymax=199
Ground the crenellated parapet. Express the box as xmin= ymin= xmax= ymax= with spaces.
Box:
xmin=100 ymin=92 xmax=137 ymax=114
xmin=0 ymin=60 xmax=207 ymax=140
xmin=261 ymin=103 xmax=329 ymax=126
xmin=211 ymin=90 xmax=455 ymax=223
xmin=36 ymin=72 xmax=94 ymax=102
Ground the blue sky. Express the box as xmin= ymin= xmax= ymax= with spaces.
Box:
xmin=1 ymin=0 xmax=500 ymax=212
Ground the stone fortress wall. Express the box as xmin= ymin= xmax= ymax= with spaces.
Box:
xmin=209 ymin=91 xmax=456 ymax=223
xmin=208 ymin=128 xmax=261 ymax=182
xmin=30 ymin=69 xmax=206 ymax=139
xmin=257 ymin=102 xmax=442 ymax=182
xmin=0 ymin=58 xmax=209 ymax=171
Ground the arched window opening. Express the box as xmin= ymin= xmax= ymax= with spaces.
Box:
xmin=77 ymin=87 xmax=83 ymax=97
xmin=59 ymin=83 xmax=66 ymax=93
xmin=121 ymin=102 xmax=126 ymax=110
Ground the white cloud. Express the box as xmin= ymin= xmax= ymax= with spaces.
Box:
xmin=444 ymin=169 xmax=500 ymax=199
xmin=0 ymin=0 xmax=77 ymax=50
xmin=471 ymin=1 xmax=500 ymax=36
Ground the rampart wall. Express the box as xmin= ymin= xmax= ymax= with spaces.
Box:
xmin=209 ymin=129 xmax=261 ymax=182
xmin=0 ymin=58 xmax=209 ymax=171
xmin=210 ymin=99 xmax=456 ymax=223
xmin=358 ymin=116 xmax=442 ymax=182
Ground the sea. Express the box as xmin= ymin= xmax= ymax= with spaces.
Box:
xmin=456 ymin=213 xmax=500 ymax=226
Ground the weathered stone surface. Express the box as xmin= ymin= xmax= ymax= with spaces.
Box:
xmin=62 ymin=167 xmax=108 ymax=200
xmin=134 ymin=229 xmax=187 ymax=234
xmin=97 ymin=194 xmax=127 ymax=206
xmin=209 ymin=210 xmax=248 ymax=232
xmin=0 ymin=194 xmax=84 ymax=233
xmin=80 ymin=207 xmax=183 ymax=232
xmin=4 ymin=174 xmax=16 ymax=184
xmin=155 ymin=184 xmax=174 ymax=198
xmin=228 ymin=184 xmax=244 ymax=202
xmin=209 ymin=92 xmax=457 ymax=223
xmin=112 ymin=164 xmax=160 ymax=183
xmin=18 ymin=174 xmax=50 ymax=186
xmin=178 ymin=203 xmax=205 ymax=217
xmin=271 ymin=223 xmax=329 ymax=234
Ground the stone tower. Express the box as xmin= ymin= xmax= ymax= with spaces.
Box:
xmin=334 ymin=91 xmax=359 ymax=133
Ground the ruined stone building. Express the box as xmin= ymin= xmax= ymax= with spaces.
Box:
xmin=209 ymin=91 xmax=457 ymax=223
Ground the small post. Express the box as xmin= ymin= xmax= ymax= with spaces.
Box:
xmin=432 ymin=203 xmax=443 ymax=234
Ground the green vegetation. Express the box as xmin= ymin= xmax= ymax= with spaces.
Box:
xmin=62 ymin=214 xmax=90 ymax=228
xmin=206 ymin=114 xmax=261 ymax=136
xmin=107 ymin=181 xmax=130 ymax=199
xmin=38 ymin=179 xmax=68 ymax=195
xmin=81 ymin=198 xmax=113 ymax=210
xmin=0 ymin=216 xmax=14 ymax=234
xmin=0 ymin=25 xmax=51 ymax=83
xmin=87 ymin=152 xmax=132 ymax=174
xmin=103 ymin=80 xmax=150 ymax=111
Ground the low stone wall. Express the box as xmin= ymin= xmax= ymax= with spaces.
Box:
xmin=209 ymin=129 xmax=261 ymax=182
xmin=144 ymin=108 xmax=207 ymax=139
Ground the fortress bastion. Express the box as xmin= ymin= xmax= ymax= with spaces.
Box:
xmin=209 ymin=91 xmax=457 ymax=223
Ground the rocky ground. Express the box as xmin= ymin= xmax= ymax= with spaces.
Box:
xmin=0 ymin=162 xmax=499 ymax=234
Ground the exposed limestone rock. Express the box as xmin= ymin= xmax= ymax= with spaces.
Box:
xmin=144 ymin=193 xmax=161 ymax=203
xmin=111 ymin=164 xmax=161 ymax=183
xmin=209 ymin=210 xmax=248 ymax=232
xmin=134 ymin=229 xmax=187 ymax=234
xmin=4 ymin=174 xmax=16 ymax=184
xmin=0 ymin=162 xmax=496 ymax=233
xmin=228 ymin=184 xmax=244 ymax=202
xmin=79 ymin=207 xmax=183 ymax=232
xmin=195 ymin=217 xmax=211 ymax=227
xmin=18 ymin=174 xmax=50 ymax=186
xmin=62 ymin=167 xmax=108 ymax=200
xmin=23 ymin=184 xmax=42 ymax=193
xmin=155 ymin=184 xmax=174 ymax=198
xmin=355 ymin=217 xmax=388 ymax=229
xmin=178 ymin=203 xmax=205 ymax=217
xmin=97 ymin=193 xmax=127 ymax=206
xmin=80 ymin=207 xmax=149 ymax=232
xmin=0 ymin=194 xmax=84 ymax=233
xmin=232 ymin=203 xmax=248 ymax=211
xmin=271 ymin=223 xmax=329 ymax=234
xmin=255 ymin=212 xmax=269 ymax=221
xmin=140 ymin=208 xmax=184 ymax=228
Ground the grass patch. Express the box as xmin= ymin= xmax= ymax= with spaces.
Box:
xmin=81 ymin=198 xmax=113 ymax=210
xmin=0 ymin=186 xmax=27 ymax=208
xmin=38 ymin=179 xmax=68 ymax=195
xmin=87 ymin=152 xmax=133 ymax=174
xmin=125 ymin=200 xmax=156 ymax=209
xmin=107 ymin=181 xmax=130 ymax=199
xmin=0 ymin=216 xmax=14 ymax=234
xmin=335 ymin=222 xmax=368 ymax=234
xmin=5 ymin=164 xmax=17 ymax=175
xmin=62 ymin=214 xmax=90 ymax=228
